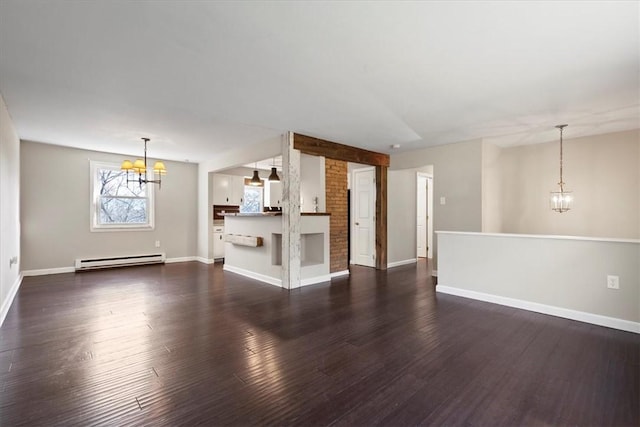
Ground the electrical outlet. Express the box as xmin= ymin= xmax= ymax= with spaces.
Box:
xmin=607 ymin=275 xmax=619 ymax=290
xmin=155 ymin=240 xmax=161 ymax=248
xmin=440 ymin=196 xmax=446 ymax=205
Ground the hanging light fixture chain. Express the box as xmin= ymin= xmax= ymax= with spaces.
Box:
xmin=556 ymin=124 xmax=567 ymax=191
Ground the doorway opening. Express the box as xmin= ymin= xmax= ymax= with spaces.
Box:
xmin=416 ymin=172 xmax=433 ymax=259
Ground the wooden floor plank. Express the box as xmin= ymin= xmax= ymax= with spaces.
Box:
xmin=0 ymin=260 xmax=638 ymax=426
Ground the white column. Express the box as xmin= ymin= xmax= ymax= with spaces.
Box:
xmin=281 ymin=132 xmax=301 ymax=289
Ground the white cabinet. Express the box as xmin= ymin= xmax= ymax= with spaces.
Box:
xmin=269 ymin=181 xmax=282 ymax=207
xmin=213 ymin=174 xmax=244 ymax=206
xmin=213 ymin=225 xmax=225 ymax=259
xmin=230 ymin=176 xmax=245 ymax=206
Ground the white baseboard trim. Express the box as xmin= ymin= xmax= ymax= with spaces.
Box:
xmin=387 ymin=259 xmax=417 ymax=268
xmin=330 ymin=270 xmax=350 ymax=278
xmin=223 ymin=264 xmax=282 ymax=287
xmin=165 ymin=256 xmax=197 ymax=264
xmin=1 ymin=273 xmax=23 ymax=327
xmin=300 ymin=274 xmax=332 ymax=287
xmin=223 ymin=265 xmax=333 ymax=289
xmin=436 ymin=285 xmax=640 ymax=334
xmin=196 ymin=257 xmax=215 ymax=264
xmin=431 ymin=270 xmax=438 ymax=277
xmin=22 ymin=267 xmax=75 ymax=277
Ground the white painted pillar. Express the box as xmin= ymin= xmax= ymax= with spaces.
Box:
xmin=281 ymin=132 xmax=301 ymax=289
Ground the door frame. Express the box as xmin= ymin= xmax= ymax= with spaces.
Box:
xmin=416 ymin=172 xmax=433 ymax=259
xmin=352 ymin=166 xmax=376 ymax=267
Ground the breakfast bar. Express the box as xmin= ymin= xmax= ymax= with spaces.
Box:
xmin=222 ymin=212 xmax=330 ymax=288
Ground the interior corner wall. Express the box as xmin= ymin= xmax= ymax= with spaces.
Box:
xmin=0 ymin=94 xmax=21 ymax=321
xmin=500 ymin=129 xmax=640 ymax=239
xmin=389 ymin=139 xmax=483 ymax=269
xmin=325 ymin=158 xmax=348 ymax=273
xmin=20 ymin=141 xmax=198 ymax=271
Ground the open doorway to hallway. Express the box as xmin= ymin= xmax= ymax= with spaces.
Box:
xmin=417 ymin=172 xmax=433 ymax=260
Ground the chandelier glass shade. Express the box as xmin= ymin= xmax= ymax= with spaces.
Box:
xmin=549 ymin=125 xmax=572 ymax=213
xmin=121 ymin=138 xmax=166 ymax=188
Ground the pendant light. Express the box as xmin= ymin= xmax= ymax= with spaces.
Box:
xmin=250 ymin=163 xmax=262 ymax=186
xmin=268 ymin=157 xmax=280 ymax=182
xmin=268 ymin=167 xmax=280 ymax=181
xmin=549 ymin=124 xmax=572 ymax=213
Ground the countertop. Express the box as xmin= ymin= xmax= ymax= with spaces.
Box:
xmin=222 ymin=212 xmax=331 ymax=217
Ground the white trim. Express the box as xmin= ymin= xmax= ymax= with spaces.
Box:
xmin=23 ymin=267 xmax=75 ymax=276
xmin=223 ymin=264 xmax=332 ymax=288
xmin=435 ymin=230 xmax=640 ymax=244
xmin=0 ymin=273 xmax=22 ymax=327
xmin=165 ymin=256 xmax=197 ymax=264
xmin=431 ymin=270 xmax=437 ymax=276
xmin=436 ymin=285 xmax=640 ymax=334
xmin=387 ymin=258 xmax=417 ymax=268
xmin=196 ymin=257 xmax=215 ymax=264
xmin=330 ymin=270 xmax=350 ymax=278
xmin=89 ymin=160 xmax=155 ymax=232
xmin=223 ymin=264 xmax=282 ymax=287
xmin=300 ymin=275 xmax=332 ymax=286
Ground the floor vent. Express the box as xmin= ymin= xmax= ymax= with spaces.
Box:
xmin=75 ymin=253 xmax=166 ymax=271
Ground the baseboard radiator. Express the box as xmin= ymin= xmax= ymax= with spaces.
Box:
xmin=75 ymin=253 xmax=166 ymax=271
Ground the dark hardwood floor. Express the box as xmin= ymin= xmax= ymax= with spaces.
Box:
xmin=1 ymin=260 xmax=638 ymax=426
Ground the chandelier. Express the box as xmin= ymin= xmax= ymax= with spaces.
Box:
xmin=549 ymin=124 xmax=572 ymax=213
xmin=120 ymin=137 xmax=167 ymax=188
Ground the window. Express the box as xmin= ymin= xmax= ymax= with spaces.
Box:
xmin=90 ymin=161 xmax=154 ymax=231
xmin=240 ymin=184 xmax=263 ymax=213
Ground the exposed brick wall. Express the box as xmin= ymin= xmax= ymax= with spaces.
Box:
xmin=325 ymin=158 xmax=348 ymax=273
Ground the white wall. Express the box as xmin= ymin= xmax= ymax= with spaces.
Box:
xmin=0 ymin=94 xmax=21 ymax=324
xmin=21 ymin=141 xmax=198 ymax=271
xmin=300 ymin=153 xmax=325 ymax=213
xmin=389 ymin=139 xmax=483 ymax=267
xmin=437 ymin=231 xmax=640 ymax=332
xmin=501 ymin=129 xmax=639 ymax=239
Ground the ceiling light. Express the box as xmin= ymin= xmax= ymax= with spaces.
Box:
xmin=268 ymin=167 xmax=280 ymax=182
xmin=250 ymin=165 xmax=262 ymax=186
xmin=268 ymin=158 xmax=280 ymax=181
xmin=550 ymin=124 xmax=572 ymax=213
xmin=121 ymin=138 xmax=166 ymax=189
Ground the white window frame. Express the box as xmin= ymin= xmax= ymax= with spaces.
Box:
xmin=90 ymin=160 xmax=155 ymax=232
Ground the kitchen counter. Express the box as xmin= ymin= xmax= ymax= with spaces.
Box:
xmin=223 ymin=214 xmax=330 ymax=288
xmin=222 ymin=212 xmax=330 ymax=217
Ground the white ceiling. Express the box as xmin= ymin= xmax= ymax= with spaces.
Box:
xmin=0 ymin=1 xmax=637 ymax=163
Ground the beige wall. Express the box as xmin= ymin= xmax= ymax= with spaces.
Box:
xmin=481 ymin=141 xmax=502 ymax=233
xmin=21 ymin=141 xmax=198 ymax=271
xmin=438 ymin=232 xmax=640 ymax=327
xmin=501 ymin=129 xmax=639 ymax=239
xmin=0 ymin=94 xmax=21 ymax=323
xmin=390 ymin=139 xmax=484 ymax=267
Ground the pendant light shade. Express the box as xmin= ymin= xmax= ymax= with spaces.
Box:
xmin=549 ymin=124 xmax=572 ymax=213
xmin=268 ymin=167 xmax=280 ymax=182
xmin=250 ymin=169 xmax=262 ymax=186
